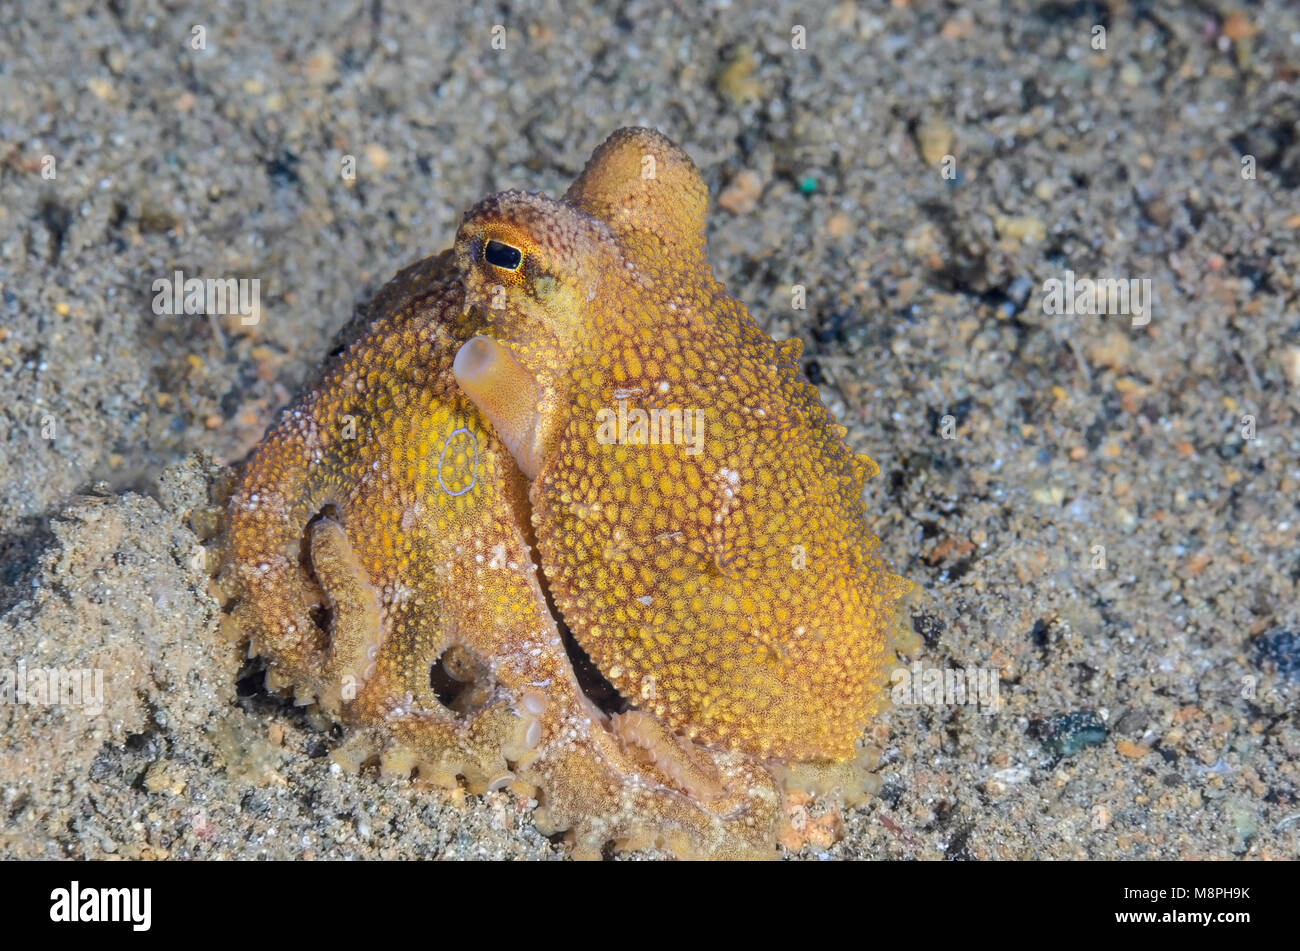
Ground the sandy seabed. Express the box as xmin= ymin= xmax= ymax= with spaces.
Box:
xmin=1 ymin=0 xmax=1297 ymax=859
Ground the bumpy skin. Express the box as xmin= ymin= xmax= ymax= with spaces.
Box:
xmin=219 ymin=129 xmax=910 ymax=858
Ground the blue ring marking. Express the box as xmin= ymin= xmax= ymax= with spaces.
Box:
xmin=437 ymin=426 xmax=478 ymax=497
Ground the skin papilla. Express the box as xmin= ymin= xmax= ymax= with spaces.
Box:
xmin=217 ymin=128 xmax=912 ymax=859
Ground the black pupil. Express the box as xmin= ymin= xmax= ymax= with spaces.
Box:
xmin=484 ymin=240 xmax=522 ymax=270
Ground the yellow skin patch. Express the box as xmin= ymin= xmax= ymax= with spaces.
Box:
xmin=218 ymin=129 xmax=911 ymax=858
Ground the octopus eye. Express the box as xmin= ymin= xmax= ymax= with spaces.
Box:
xmin=484 ymin=239 xmax=523 ymax=271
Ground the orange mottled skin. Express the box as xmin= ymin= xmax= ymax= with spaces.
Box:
xmin=218 ymin=128 xmax=911 ymax=858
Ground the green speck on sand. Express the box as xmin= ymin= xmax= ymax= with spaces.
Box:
xmin=1035 ymin=711 xmax=1107 ymax=757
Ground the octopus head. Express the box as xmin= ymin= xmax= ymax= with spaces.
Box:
xmin=452 ymin=129 xmax=912 ymax=762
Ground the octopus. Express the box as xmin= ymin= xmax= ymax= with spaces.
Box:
xmin=214 ymin=128 xmax=913 ymax=859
